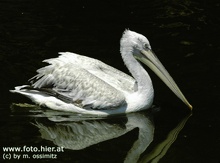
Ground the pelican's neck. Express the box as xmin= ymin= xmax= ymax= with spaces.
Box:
xmin=121 ymin=51 xmax=153 ymax=94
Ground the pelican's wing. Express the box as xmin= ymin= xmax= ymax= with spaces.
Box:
xmin=70 ymin=52 xmax=136 ymax=93
xmin=30 ymin=52 xmax=135 ymax=110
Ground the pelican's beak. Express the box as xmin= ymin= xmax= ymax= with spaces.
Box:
xmin=137 ymin=49 xmax=192 ymax=110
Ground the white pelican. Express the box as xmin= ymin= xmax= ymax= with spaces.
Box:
xmin=11 ymin=30 xmax=192 ymax=116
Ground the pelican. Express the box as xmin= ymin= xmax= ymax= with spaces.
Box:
xmin=11 ymin=30 xmax=192 ymax=116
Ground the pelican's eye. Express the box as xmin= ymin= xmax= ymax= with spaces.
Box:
xmin=144 ymin=43 xmax=151 ymax=50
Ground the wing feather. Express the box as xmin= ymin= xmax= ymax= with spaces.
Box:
xmin=30 ymin=52 xmax=134 ymax=109
xmin=60 ymin=52 xmax=136 ymax=93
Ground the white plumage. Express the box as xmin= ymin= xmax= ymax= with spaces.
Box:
xmin=11 ymin=30 xmax=192 ymax=116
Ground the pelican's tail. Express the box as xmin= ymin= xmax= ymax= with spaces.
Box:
xmin=10 ymin=86 xmax=113 ymax=116
xmin=10 ymin=85 xmax=53 ymax=106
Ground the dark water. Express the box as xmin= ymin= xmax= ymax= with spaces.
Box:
xmin=1 ymin=0 xmax=220 ymax=162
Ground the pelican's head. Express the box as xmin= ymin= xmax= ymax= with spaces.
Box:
xmin=120 ymin=29 xmax=152 ymax=55
xmin=120 ymin=29 xmax=192 ymax=110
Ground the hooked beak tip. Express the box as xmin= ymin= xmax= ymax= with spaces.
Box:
xmin=188 ymin=104 xmax=193 ymax=110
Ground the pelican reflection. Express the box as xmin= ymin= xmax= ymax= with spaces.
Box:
xmin=33 ymin=110 xmax=155 ymax=163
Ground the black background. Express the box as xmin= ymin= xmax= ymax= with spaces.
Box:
xmin=0 ymin=0 xmax=220 ymax=162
